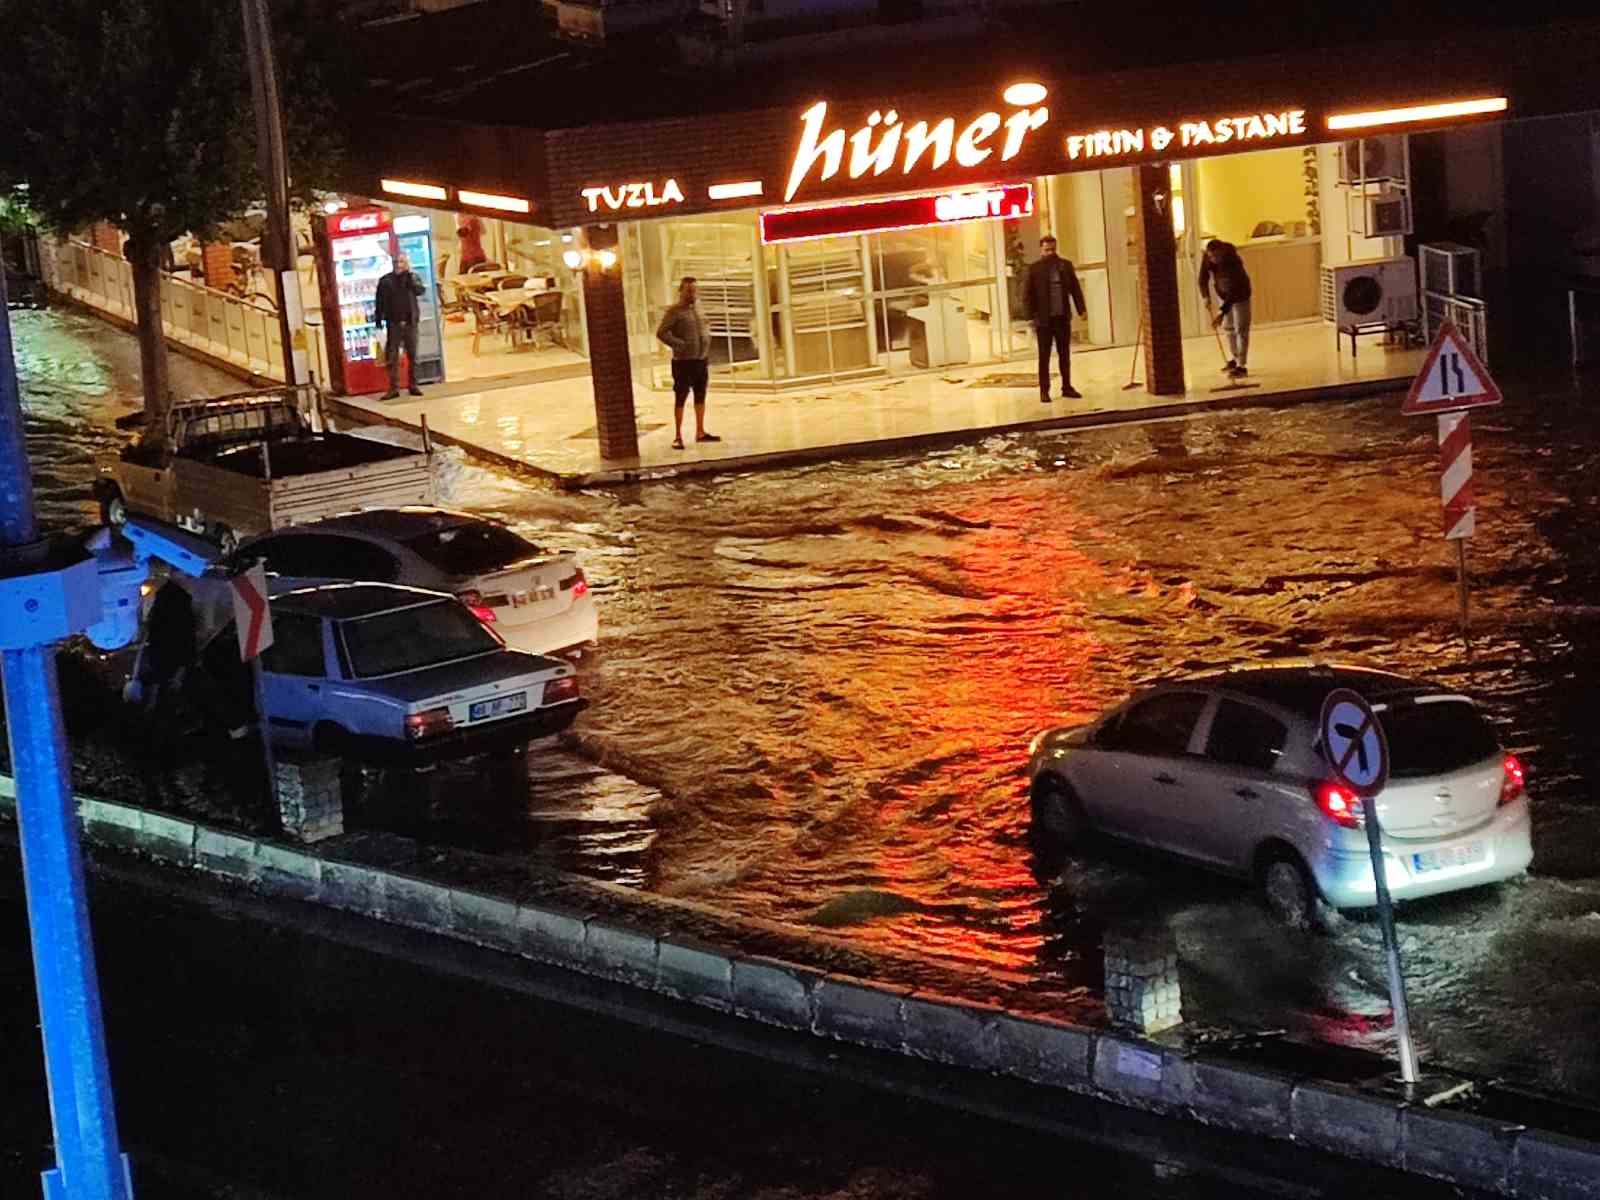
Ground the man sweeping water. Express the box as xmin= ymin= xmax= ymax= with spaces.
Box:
xmin=1199 ymin=239 xmax=1253 ymax=379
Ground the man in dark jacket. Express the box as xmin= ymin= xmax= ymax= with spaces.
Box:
xmin=374 ymin=253 xmax=426 ymax=399
xmin=1023 ymin=236 xmax=1088 ymax=401
xmin=1198 ymin=239 xmax=1253 ymax=378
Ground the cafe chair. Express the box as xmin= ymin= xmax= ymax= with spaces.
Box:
xmin=469 ymin=294 xmax=508 ymax=354
xmin=526 ymin=290 xmax=564 ymax=349
xmin=475 ymin=260 xmax=503 ymax=274
xmin=436 ymin=253 xmax=463 ymax=316
xmin=499 ymin=274 xmax=528 ymax=290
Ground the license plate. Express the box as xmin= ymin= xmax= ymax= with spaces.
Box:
xmin=509 ymin=587 xmax=555 ymax=608
xmin=469 ymin=691 xmax=527 ymax=722
xmin=1413 ymin=842 xmax=1486 ymax=873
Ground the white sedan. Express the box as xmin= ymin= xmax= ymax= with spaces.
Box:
xmin=209 ymin=508 xmax=597 ymax=656
xmin=1027 ymin=665 xmax=1533 ymax=927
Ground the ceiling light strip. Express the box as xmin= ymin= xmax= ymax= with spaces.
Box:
xmin=1326 ymin=97 xmax=1507 ymax=131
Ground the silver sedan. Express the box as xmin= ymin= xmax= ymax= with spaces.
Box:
xmin=1027 ymin=665 xmax=1533 ymax=927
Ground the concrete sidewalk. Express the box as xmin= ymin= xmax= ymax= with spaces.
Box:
xmin=8 ymin=773 xmax=1599 ymax=1199
xmin=336 ymin=320 xmax=1426 ymax=487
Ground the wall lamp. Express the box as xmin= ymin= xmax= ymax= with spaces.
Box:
xmin=562 ymin=247 xmax=619 ymax=271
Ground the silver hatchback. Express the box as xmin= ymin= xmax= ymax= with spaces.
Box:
xmin=1027 ymin=665 xmax=1533 ymax=925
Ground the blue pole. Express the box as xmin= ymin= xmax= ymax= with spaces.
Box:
xmin=0 ymin=271 xmax=134 ymax=1197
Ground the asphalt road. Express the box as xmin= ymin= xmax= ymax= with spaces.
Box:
xmin=0 ymin=844 xmax=1486 ymax=1200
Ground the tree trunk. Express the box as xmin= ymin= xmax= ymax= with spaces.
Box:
xmin=125 ymin=232 xmax=172 ymax=449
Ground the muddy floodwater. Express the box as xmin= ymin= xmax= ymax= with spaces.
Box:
xmin=17 ymin=308 xmax=1600 ymax=1099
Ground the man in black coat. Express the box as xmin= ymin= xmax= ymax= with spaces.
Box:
xmin=1023 ymin=236 xmax=1088 ymax=401
xmin=374 ymin=252 xmax=426 ymax=399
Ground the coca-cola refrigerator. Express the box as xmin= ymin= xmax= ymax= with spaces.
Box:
xmin=314 ymin=206 xmax=396 ymax=395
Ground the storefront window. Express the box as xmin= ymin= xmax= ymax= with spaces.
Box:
xmin=622 ymin=213 xmax=764 ymax=389
xmin=420 ymin=209 xmax=589 ymax=383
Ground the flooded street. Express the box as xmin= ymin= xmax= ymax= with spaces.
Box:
xmin=15 ymin=308 xmax=1600 ymax=1099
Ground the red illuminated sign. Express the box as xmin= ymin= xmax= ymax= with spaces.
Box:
xmin=760 ymin=183 xmax=1033 ymax=244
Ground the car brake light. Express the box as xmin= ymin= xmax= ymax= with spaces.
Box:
xmin=544 ymin=675 xmax=580 ymax=704
xmin=457 ymin=589 xmax=496 ymax=624
xmin=570 ymin=569 xmax=589 ymax=598
xmin=1500 ymin=754 xmax=1526 ymax=805
xmin=1313 ymin=780 xmax=1364 ymax=829
xmin=404 ymin=706 xmax=453 ymax=740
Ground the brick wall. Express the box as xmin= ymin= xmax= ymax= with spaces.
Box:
xmin=580 ymin=225 xmax=640 ymax=461
xmin=1134 ymin=164 xmax=1185 ymax=396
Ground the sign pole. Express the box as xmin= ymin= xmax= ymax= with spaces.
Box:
xmin=1360 ymin=792 xmax=1421 ymax=1085
xmin=231 ymin=561 xmax=278 ymax=825
xmin=251 ymin=655 xmax=278 ymax=820
xmin=1320 ymin=688 xmax=1419 ymax=1087
xmin=1456 ymin=537 xmax=1471 ymax=656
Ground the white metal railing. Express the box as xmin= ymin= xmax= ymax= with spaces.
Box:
xmin=51 ymin=239 xmax=331 ymax=389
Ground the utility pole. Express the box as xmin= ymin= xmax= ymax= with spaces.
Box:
xmin=0 ymin=263 xmax=134 ymax=1195
xmin=241 ymin=0 xmax=309 ymax=387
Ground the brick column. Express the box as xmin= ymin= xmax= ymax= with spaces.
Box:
xmin=1134 ymin=164 xmax=1186 ymax=396
xmin=580 ymin=225 xmax=640 ymax=462
xmin=89 ymin=222 xmax=123 ymax=255
xmin=201 ymin=242 xmax=236 ymax=291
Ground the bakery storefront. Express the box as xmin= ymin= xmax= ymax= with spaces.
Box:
xmin=349 ymin=25 xmax=1567 ymax=460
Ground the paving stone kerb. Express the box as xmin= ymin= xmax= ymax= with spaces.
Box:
xmin=7 ymin=782 xmax=1600 ymax=1200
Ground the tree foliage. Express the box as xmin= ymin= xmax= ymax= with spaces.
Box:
xmin=0 ymin=0 xmax=357 ymax=437
xmin=0 ymin=0 xmax=353 ymax=245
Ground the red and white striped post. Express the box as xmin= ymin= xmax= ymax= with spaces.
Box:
xmin=1404 ymin=323 xmax=1501 ymax=659
xmin=1437 ymin=412 xmax=1475 ymax=651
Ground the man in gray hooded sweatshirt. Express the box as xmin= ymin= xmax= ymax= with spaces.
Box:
xmin=655 ymin=276 xmax=721 ymax=450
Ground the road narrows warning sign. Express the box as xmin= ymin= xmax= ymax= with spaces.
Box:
xmin=1402 ymin=322 xmax=1502 ymax=415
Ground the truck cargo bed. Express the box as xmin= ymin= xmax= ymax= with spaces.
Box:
xmin=207 ymin=433 xmax=417 ymax=478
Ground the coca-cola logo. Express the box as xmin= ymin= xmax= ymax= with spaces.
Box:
xmin=337 ymin=211 xmax=383 ymax=233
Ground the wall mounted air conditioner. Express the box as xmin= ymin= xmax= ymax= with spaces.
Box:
xmin=1356 ymin=187 xmax=1413 ymax=237
xmin=1339 ymin=136 xmax=1408 ymax=185
xmin=1321 ymin=256 xmax=1419 ymax=328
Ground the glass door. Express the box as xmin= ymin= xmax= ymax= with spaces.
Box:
xmin=865 ymin=222 xmax=1000 ymax=373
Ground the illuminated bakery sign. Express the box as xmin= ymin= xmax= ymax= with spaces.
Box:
xmin=778 ymin=83 xmax=1313 ymax=201
xmin=1065 ymin=109 xmax=1308 ymax=161
xmin=761 ymin=182 xmax=1033 ymax=244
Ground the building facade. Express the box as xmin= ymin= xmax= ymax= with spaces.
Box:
xmin=340 ymin=12 xmax=1600 ymax=459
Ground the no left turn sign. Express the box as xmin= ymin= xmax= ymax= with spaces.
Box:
xmin=1319 ymin=688 xmax=1389 ymax=797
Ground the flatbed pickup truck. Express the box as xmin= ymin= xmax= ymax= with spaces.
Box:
xmin=96 ymin=385 xmax=434 ymax=552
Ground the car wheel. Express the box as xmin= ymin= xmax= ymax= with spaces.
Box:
xmin=1030 ymin=776 xmax=1088 ymax=847
xmin=105 ymin=493 xmax=128 ymax=527
xmin=1262 ymin=856 xmax=1322 ymax=931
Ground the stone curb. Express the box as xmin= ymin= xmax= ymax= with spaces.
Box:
xmin=6 ymin=782 xmax=1600 ymax=1199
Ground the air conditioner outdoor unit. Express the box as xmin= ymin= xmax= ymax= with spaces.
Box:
xmin=1339 ymin=136 xmax=1408 ymax=185
xmin=1358 ymin=187 xmax=1413 ymax=237
xmin=1420 ymin=242 xmax=1482 ymax=298
xmin=1320 ymin=256 xmax=1419 ymax=328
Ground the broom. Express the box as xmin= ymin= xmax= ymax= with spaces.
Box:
xmin=1122 ymin=312 xmax=1145 ymax=390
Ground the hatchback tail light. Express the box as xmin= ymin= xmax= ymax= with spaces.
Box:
xmin=544 ymin=675 xmax=580 ymax=704
xmin=1313 ymin=780 xmax=1365 ymax=829
xmin=457 ymin=589 xmax=497 ymax=624
xmin=565 ymin=569 xmax=589 ymax=599
xmin=1499 ymin=754 xmax=1526 ymax=805
xmin=404 ymin=706 xmax=453 ymax=740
